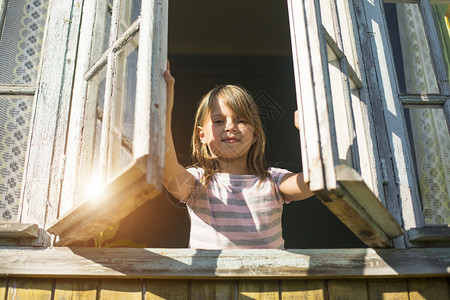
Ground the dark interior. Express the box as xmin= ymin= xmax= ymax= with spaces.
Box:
xmin=113 ymin=0 xmax=366 ymax=249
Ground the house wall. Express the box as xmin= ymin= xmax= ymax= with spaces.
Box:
xmin=1 ymin=277 xmax=449 ymax=299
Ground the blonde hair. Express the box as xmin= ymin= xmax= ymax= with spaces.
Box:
xmin=191 ymin=85 xmax=268 ymax=185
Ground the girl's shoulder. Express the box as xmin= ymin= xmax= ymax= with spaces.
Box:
xmin=186 ymin=166 xmax=204 ymax=180
xmin=267 ymin=167 xmax=292 ymax=185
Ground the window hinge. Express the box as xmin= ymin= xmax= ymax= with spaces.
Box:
xmin=381 ymin=159 xmax=389 ymax=185
xmin=57 ymin=155 xmax=67 ymax=181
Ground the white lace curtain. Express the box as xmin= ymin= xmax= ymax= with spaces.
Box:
xmin=396 ymin=3 xmax=450 ymax=225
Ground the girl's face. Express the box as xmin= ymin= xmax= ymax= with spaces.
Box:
xmin=198 ymin=99 xmax=255 ymax=161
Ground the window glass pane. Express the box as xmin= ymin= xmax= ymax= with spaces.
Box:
xmin=90 ymin=0 xmax=112 ymax=65
xmin=404 ymin=107 xmax=450 ymax=225
xmin=0 ymin=0 xmax=49 ymax=84
xmin=119 ymin=0 xmax=141 ymax=36
xmin=0 ymin=95 xmax=33 ymax=221
xmin=108 ymin=35 xmax=138 ymax=178
xmin=384 ymin=3 xmax=439 ymax=94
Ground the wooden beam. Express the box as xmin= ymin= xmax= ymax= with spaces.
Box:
xmin=0 ymin=85 xmax=36 ymax=95
xmin=0 ymin=223 xmax=38 ymax=238
xmin=409 ymin=226 xmax=450 ymax=242
xmin=48 ymin=156 xmax=161 ymax=246
xmin=317 ymin=165 xmax=404 ymax=248
xmin=0 ymin=248 xmax=448 ymax=279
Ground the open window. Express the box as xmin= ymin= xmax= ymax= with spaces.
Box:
xmin=47 ymin=0 xmax=168 ymax=246
xmin=287 ymin=0 xmax=404 ymax=247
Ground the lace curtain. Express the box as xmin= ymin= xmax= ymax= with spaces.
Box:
xmin=0 ymin=0 xmax=48 ymax=221
xmin=397 ymin=4 xmax=450 ymax=225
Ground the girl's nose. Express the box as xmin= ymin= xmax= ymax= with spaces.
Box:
xmin=225 ymin=119 xmax=237 ymax=132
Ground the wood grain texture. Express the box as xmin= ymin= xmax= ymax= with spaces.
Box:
xmin=408 ymin=278 xmax=450 ymax=300
xmin=0 ymin=247 xmax=449 ymax=279
xmin=328 ymin=279 xmax=368 ymax=300
xmin=0 ymin=278 xmax=6 ymax=300
xmin=7 ymin=278 xmax=53 ymax=300
xmin=145 ymin=280 xmax=189 ymax=299
xmin=281 ymin=279 xmax=326 ymax=299
xmin=367 ymin=279 xmax=409 ymax=300
xmin=191 ymin=280 xmax=236 ymax=300
xmin=54 ymin=279 xmax=98 ymax=300
xmin=0 ymin=223 xmax=38 ymax=238
xmin=99 ymin=279 xmax=142 ymax=300
xmin=238 ymin=280 xmax=279 ymax=300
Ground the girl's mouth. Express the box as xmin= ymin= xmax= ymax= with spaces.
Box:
xmin=222 ymin=137 xmax=239 ymax=143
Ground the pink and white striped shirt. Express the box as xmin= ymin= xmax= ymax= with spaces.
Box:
xmin=183 ymin=167 xmax=291 ymax=249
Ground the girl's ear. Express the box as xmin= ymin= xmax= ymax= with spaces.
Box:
xmin=198 ymin=126 xmax=206 ymax=144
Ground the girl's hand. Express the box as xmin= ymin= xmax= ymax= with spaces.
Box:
xmin=294 ymin=110 xmax=300 ymax=130
xmin=164 ymin=60 xmax=175 ymax=111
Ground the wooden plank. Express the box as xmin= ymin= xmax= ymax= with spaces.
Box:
xmin=145 ymin=280 xmax=189 ymax=299
xmin=408 ymin=278 xmax=450 ymax=300
xmin=367 ymin=279 xmax=409 ymax=300
xmin=18 ymin=1 xmax=84 ymax=246
xmin=399 ymin=94 xmax=448 ymax=106
xmin=409 ymin=226 xmax=450 ymax=242
xmin=0 ymin=223 xmax=38 ymax=238
xmin=280 ymin=279 xmax=326 ymax=299
xmin=99 ymin=279 xmax=142 ymax=300
xmin=327 ymin=279 xmax=368 ymax=300
xmin=0 ymin=278 xmax=6 ymax=300
xmin=0 ymin=85 xmax=36 ymax=95
xmin=48 ymin=156 xmax=161 ymax=246
xmin=354 ymin=0 xmax=420 ymax=248
xmin=7 ymin=278 xmax=53 ymax=300
xmin=0 ymin=248 xmax=449 ymax=279
xmin=191 ymin=280 xmax=235 ymax=300
xmin=238 ymin=280 xmax=279 ymax=300
xmin=54 ymin=278 xmax=98 ymax=300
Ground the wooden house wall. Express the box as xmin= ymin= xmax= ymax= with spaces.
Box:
xmin=1 ymin=277 xmax=449 ymax=299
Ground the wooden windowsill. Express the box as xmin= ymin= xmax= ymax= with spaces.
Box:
xmin=0 ymin=247 xmax=448 ymax=279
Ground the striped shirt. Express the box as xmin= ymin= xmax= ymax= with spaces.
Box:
xmin=183 ymin=167 xmax=291 ymax=249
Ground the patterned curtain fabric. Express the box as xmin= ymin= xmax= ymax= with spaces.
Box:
xmin=0 ymin=0 xmax=48 ymax=221
xmin=396 ymin=4 xmax=450 ymax=225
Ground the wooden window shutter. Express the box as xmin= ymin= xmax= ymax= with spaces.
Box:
xmin=287 ymin=0 xmax=403 ymax=247
xmin=48 ymin=0 xmax=168 ymax=246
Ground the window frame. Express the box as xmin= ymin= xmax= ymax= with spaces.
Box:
xmin=381 ymin=0 xmax=450 ymax=245
xmin=287 ymin=0 xmax=404 ymax=248
xmin=46 ymin=0 xmax=168 ymax=246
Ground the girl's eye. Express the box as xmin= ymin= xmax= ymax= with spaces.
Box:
xmin=237 ymin=119 xmax=246 ymax=124
xmin=213 ymin=120 xmax=224 ymax=124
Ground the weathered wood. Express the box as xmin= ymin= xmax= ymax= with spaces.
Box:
xmin=134 ymin=0 xmax=168 ymax=192
xmin=19 ymin=1 xmax=84 ymax=245
xmin=238 ymin=280 xmax=279 ymax=300
xmin=99 ymin=279 xmax=142 ymax=300
xmin=7 ymin=278 xmax=53 ymax=300
xmin=281 ymin=280 xmax=326 ymax=300
xmin=368 ymin=279 xmax=409 ymax=300
xmin=354 ymin=0 xmax=421 ymax=248
xmin=408 ymin=278 xmax=450 ymax=300
xmin=328 ymin=279 xmax=367 ymax=300
xmin=191 ymin=280 xmax=235 ymax=300
xmin=0 ymin=223 xmax=38 ymax=238
xmin=408 ymin=226 xmax=450 ymax=242
xmin=287 ymin=0 xmax=327 ymax=190
xmin=54 ymin=278 xmax=98 ymax=300
xmin=48 ymin=156 xmax=161 ymax=246
xmin=145 ymin=280 xmax=189 ymax=299
xmin=0 ymin=248 xmax=448 ymax=279
xmin=400 ymin=94 xmax=448 ymax=106
xmin=0 ymin=278 xmax=6 ymax=300
xmin=0 ymin=85 xmax=36 ymax=95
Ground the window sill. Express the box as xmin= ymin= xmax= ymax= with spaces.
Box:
xmin=0 ymin=247 xmax=448 ymax=279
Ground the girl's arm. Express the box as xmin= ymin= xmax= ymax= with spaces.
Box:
xmin=163 ymin=63 xmax=196 ymax=201
xmin=279 ymin=110 xmax=314 ymax=201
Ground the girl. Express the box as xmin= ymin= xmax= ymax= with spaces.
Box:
xmin=163 ymin=64 xmax=313 ymax=249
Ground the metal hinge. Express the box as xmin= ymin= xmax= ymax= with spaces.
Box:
xmin=57 ymin=154 xmax=67 ymax=181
